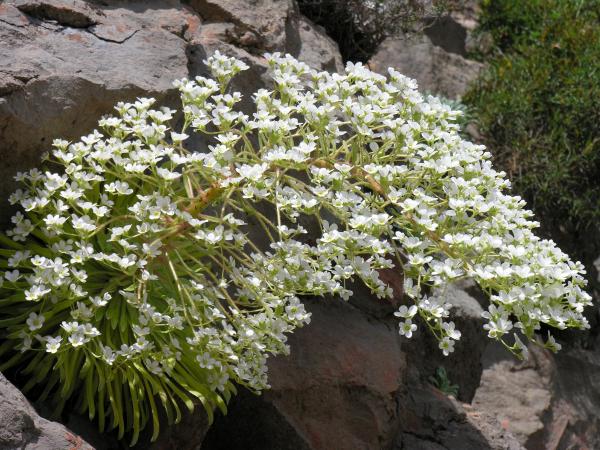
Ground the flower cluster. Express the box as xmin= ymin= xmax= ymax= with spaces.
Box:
xmin=0 ymin=51 xmax=591 ymax=442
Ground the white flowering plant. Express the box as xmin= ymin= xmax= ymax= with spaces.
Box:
xmin=0 ymin=51 xmax=592 ymax=444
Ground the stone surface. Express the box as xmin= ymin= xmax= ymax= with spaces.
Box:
xmin=402 ymin=280 xmax=487 ymax=402
xmin=0 ymin=372 xmax=92 ymax=450
xmin=474 ymin=344 xmax=553 ymax=448
xmin=473 ymin=341 xmax=600 ymax=450
xmin=368 ymin=0 xmax=485 ymax=100
xmin=369 ymin=34 xmax=483 ymax=99
xmin=395 ymin=385 xmax=524 ymax=450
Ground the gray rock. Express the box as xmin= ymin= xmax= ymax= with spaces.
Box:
xmin=423 ymin=0 xmax=482 ymax=56
xmin=0 ymin=372 xmax=92 ymax=450
xmin=295 ymin=15 xmax=344 ymax=74
xmin=473 ymin=344 xmax=553 ymax=448
xmin=188 ymin=0 xmax=294 ymax=52
xmin=0 ymin=0 xmax=191 ymax=226
xmin=369 ymin=34 xmax=483 ymax=100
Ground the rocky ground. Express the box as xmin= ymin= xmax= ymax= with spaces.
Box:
xmin=0 ymin=1 xmax=599 ymax=449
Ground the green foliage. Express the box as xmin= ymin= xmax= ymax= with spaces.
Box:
xmin=464 ymin=0 xmax=600 ymax=232
xmin=429 ymin=366 xmax=459 ymax=397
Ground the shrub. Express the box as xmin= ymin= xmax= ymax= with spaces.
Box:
xmin=464 ymin=0 xmax=600 ymax=235
xmin=0 ymin=52 xmax=591 ymax=444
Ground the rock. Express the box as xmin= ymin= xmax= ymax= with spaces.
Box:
xmin=188 ymin=0 xmax=294 ymax=52
xmin=0 ymin=372 xmax=92 ymax=450
xmin=203 ymin=297 xmax=406 ymax=449
xmin=369 ymin=34 xmax=483 ymax=99
xmin=424 ymin=15 xmax=470 ymax=56
xmin=473 ymin=341 xmax=600 ymax=450
xmin=12 ymin=0 xmax=101 ymax=28
xmin=294 ymin=15 xmax=344 ymax=73
xmin=0 ymin=0 xmax=343 ymax=228
xmin=402 ymin=280 xmax=487 ymax=402
xmin=423 ymin=0 xmax=482 ymax=56
xmin=473 ymin=343 xmax=553 ymax=448
xmin=396 ymin=385 xmax=524 ymax=450
xmin=0 ymin=0 xmax=191 ymax=227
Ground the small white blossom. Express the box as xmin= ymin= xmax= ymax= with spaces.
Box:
xmin=26 ymin=312 xmax=45 ymax=331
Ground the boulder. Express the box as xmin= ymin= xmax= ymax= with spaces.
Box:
xmin=0 ymin=372 xmax=92 ymax=450
xmin=369 ymin=34 xmax=483 ymax=100
xmin=423 ymin=0 xmax=481 ymax=56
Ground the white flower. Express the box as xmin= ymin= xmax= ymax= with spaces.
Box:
xmin=26 ymin=312 xmax=45 ymax=331
xmin=145 ymin=358 xmax=163 ymax=375
xmin=171 ymin=132 xmax=189 ymax=142
xmin=133 ymin=325 xmax=150 ymax=336
xmin=61 ymin=321 xmax=80 ymax=333
xmin=71 ymin=215 xmax=96 ymax=233
xmin=442 ymin=321 xmax=461 ymax=340
xmin=105 ymin=181 xmax=133 ymax=195
xmin=399 ymin=320 xmax=417 ymax=338
xmin=483 ymin=317 xmax=514 ymax=339
xmin=68 ymin=332 xmax=87 ymax=347
xmin=394 ymin=305 xmax=418 ymax=319
xmin=545 ymin=333 xmax=562 ymax=353
xmin=44 ymin=214 xmax=68 ymax=228
xmin=91 ymin=293 xmax=111 ymax=307
xmin=157 ymin=168 xmax=182 ymax=180
xmin=513 ymin=334 xmax=529 ymax=359
xmin=102 ymin=345 xmax=116 ymax=365
xmin=45 ymin=336 xmax=62 ymax=353
xmin=4 ymin=270 xmax=20 ymax=283
xmin=7 ymin=251 xmax=30 ymax=267
xmin=439 ymin=337 xmax=455 ymax=356
xmin=237 ymin=163 xmax=268 ymax=182
xmin=24 ymin=285 xmax=51 ymax=301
